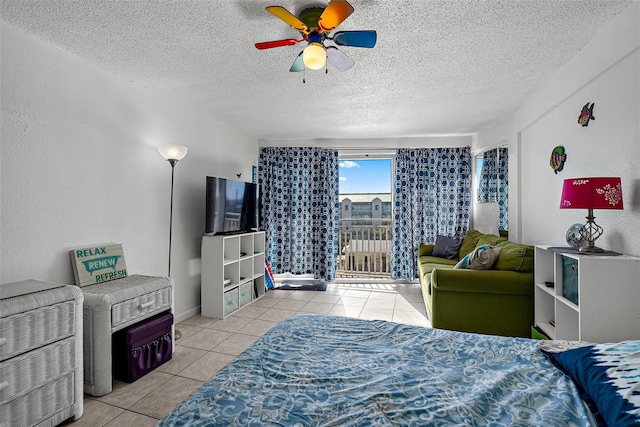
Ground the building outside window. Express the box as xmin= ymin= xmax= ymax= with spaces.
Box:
xmin=338 ymin=158 xmax=392 ymax=277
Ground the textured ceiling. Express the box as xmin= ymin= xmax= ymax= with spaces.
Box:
xmin=0 ymin=0 xmax=631 ymax=141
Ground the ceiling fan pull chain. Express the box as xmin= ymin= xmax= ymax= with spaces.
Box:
xmin=303 ymin=67 xmax=306 ymax=84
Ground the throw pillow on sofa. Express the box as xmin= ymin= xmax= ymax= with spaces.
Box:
xmin=432 ymin=235 xmax=463 ymax=260
xmin=453 ymin=244 xmax=501 ymax=270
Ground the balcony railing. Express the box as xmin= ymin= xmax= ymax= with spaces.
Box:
xmin=337 ymin=219 xmax=392 ymax=278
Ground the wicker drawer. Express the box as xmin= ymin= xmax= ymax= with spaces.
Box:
xmin=0 ymin=282 xmax=83 ymax=424
xmin=111 ymin=287 xmax=172 ymax=329
xmin=80 ymin=275 xmax=173 ymax=396
xmin=0 ymin=300 xmax=76 ymax=362
xmin=0 ymin=371 xmax=75 ymax=427
xmin=0 ymin=337 xmax=76 ymax=404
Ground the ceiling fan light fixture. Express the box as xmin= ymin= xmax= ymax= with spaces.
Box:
xmin=303 ymin=42 xmax=326 ymax=70
xmin=258 ymin=0 xmax=372 ymax=74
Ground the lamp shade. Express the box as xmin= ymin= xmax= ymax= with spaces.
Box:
xmin=560 ymin=177 xmax=623 ymax=210
xmin=158 ymin=144 xmax=188 ymax=161
xmin=303 ymin=42 xmax=326 ymax=70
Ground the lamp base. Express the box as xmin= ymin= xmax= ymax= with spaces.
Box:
xmin=579 ymin=209 xmax=605 ymax=253
xmin=579 ymin=244 xmax=604 ymax=253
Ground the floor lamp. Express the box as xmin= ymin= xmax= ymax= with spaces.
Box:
xmin=158 ymin=144 xmax=188 ymax=340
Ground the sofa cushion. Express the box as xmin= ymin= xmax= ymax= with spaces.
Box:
xmin=432 ymin=235 xmax=463 ymax=260
xmin=475 ymin=234 xmax=534 ymax=273
xmin=458 ymin=230 xmax=485 ymax=259
xmin=418 ymin=257 xmax=457 ymax=277
xmin=494 ymin=241 xmax=534 ymax=273
xmin=476 ymin=234 xmax=507 ymax=247
xmin=454 ymin=244 xmax=501 ymax=270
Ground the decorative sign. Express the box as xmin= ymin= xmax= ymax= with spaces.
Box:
xmin=578 ymin=102 xmax=595 ymax=127
xmin=550 ymin=146 xmax=567 ymax=174
xmin=69 ymin=243 xmax=128 ymax=286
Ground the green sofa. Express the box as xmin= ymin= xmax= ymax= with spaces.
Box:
xmin=418 ymin=230 xmax=534 ymax=338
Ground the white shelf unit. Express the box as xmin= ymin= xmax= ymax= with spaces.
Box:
xmin=534 ymin=245 xmax=640 ymax=343
xmin=201 ymin=231 xmax=266 ymax=319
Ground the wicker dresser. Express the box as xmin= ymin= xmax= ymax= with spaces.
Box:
xmin=80 ymin=275 xmax=173 ymax=396
xmin=0 ymin=280 xmax=84 ymax=427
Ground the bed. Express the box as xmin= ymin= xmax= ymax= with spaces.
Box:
xmin=158 ymin=314 xmax=640 ymax=426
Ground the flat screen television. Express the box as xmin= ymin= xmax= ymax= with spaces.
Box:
xmin=205 ymin=176 xmax=259 ymax=235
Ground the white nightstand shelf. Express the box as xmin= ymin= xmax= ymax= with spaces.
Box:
xmin=534 ymin=245 xmax=640 ymax=343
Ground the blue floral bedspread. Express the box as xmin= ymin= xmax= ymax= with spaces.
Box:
xmin=158 ymin=315 xmax=595 ymax=426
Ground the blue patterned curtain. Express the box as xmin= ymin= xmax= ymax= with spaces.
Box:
xmin=478 ymin=148 xmax=498 ymax=203
xmin=258 ymin=147 xmax=340 ymax=280
xmin=498 ymin=147 xmax=509 ymax=231
xmin=391 ymin=147 xmax=472 ymax=280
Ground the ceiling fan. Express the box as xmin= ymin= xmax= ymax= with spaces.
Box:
xmin=255 ymin=0 xmax=377 ymax=73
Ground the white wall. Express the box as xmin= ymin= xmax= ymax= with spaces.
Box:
xmin=0 ymin=23 xmax=257 ymax=321
xmin=476 ymin=1 xmax=640 ymax=257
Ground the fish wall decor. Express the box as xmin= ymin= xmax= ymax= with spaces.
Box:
xmin=578 ymin=102 xmax=595 ymax=126
xmin=550 ymin=146 xmax=567 ymax=174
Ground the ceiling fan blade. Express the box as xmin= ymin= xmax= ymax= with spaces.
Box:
xmin=290 ymin=52 xmax=304 ymax=72
xmin=255 ymin=38 xmax=302 ymax=50
xmin=266 ymin=6 xmax=309 ymax=33
xmin=326 ymin=46 xmax=354 ymax=71
xmin=319 ymin=0 xmax=354 ymax=32
xmin=333 ymin=30 xmax=377 ymax=48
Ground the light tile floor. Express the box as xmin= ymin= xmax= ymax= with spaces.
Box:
xmin=64 ymin=281 xmax=429 ymax=426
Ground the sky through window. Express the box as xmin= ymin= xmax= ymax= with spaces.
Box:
xmin=338 ymin=159 xmax=391 ymax=194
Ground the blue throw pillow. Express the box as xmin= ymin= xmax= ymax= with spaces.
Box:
xmin=431 ymin=235 xmax=462 ymax=260
xmin=541 ymin=340 xmax=640 ymax=426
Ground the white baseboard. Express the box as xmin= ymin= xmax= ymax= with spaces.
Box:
xmin=174 ymin=305 xmax=201 ymax=324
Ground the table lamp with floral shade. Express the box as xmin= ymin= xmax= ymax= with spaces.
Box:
xmin=560 ymin=177 xmax=623 ymax=253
